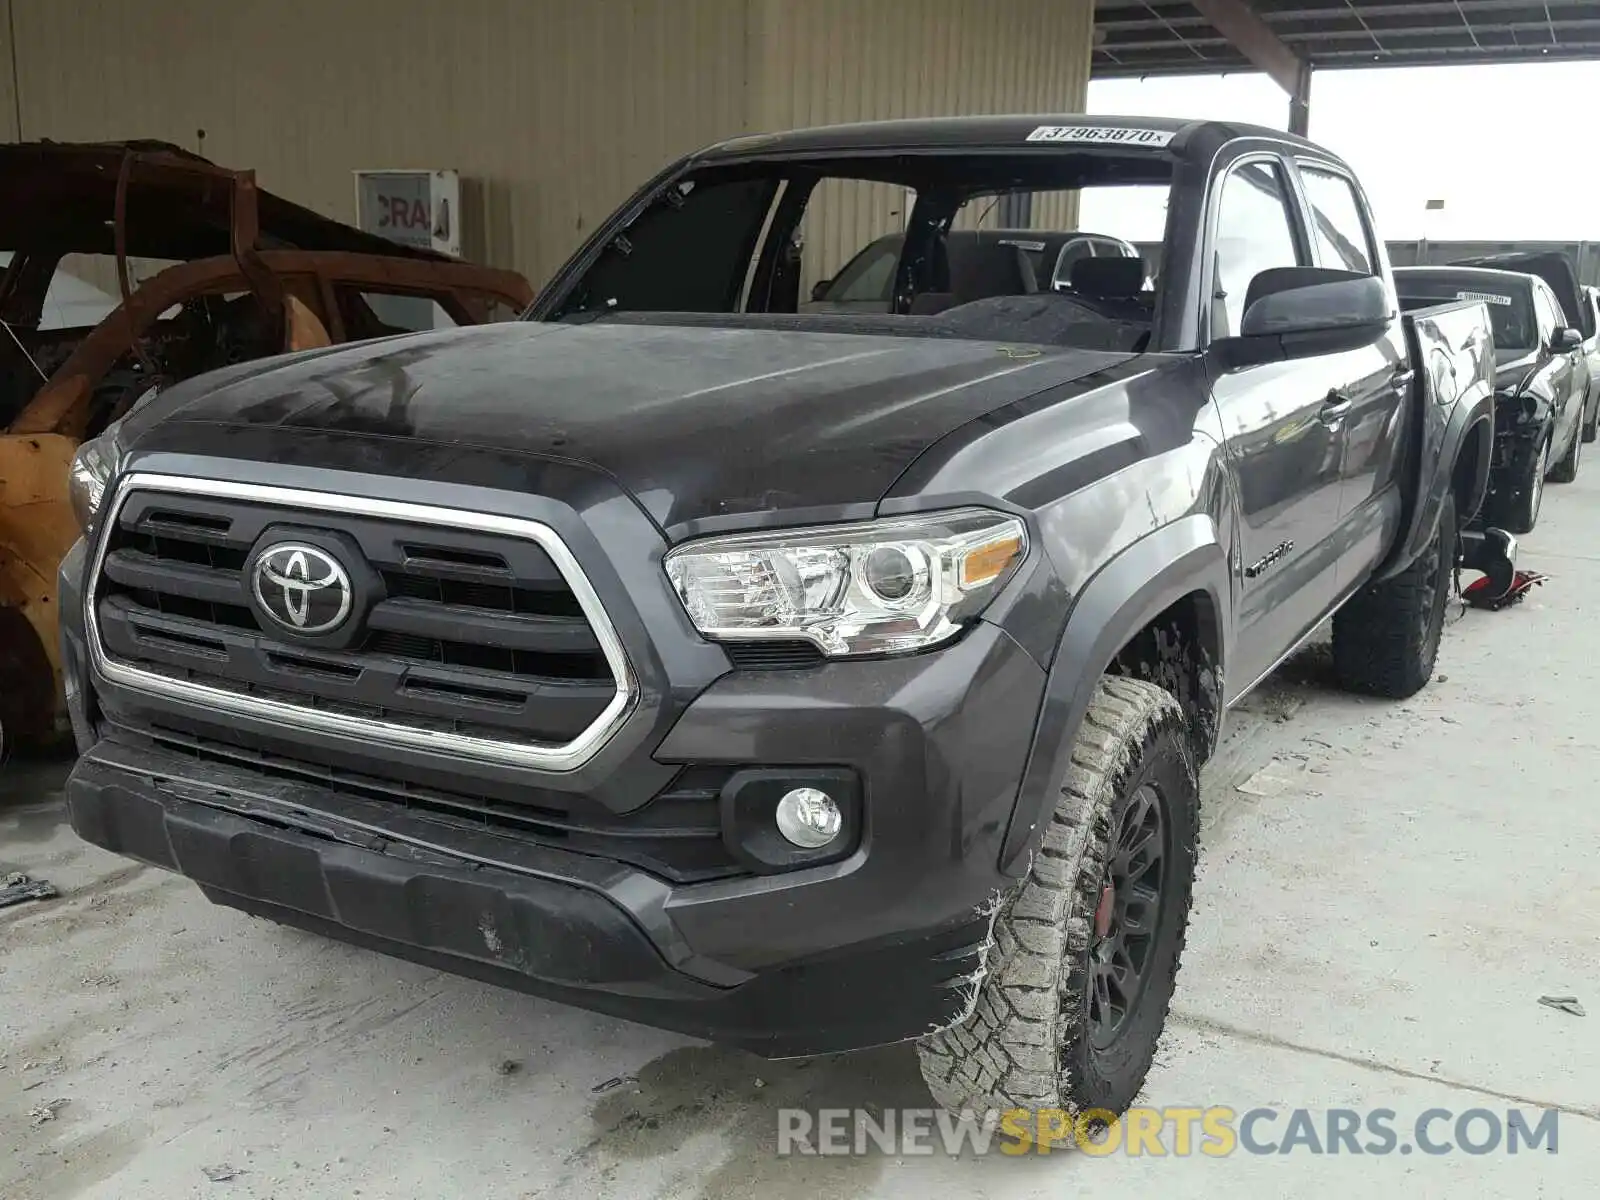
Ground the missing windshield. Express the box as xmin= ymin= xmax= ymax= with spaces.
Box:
xmin=549 ymin=152 xmax=1174 ymax=354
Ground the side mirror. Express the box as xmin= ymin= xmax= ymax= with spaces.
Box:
xmin=1553 ymin=327 xmax=1583 ymax=353
xmin=1217 ymin=274 xmax=1391 ymax=368
xmin=810 ymin=279 xmax=833 ymax=302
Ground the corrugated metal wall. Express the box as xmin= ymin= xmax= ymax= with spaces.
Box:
xmin=748 ymin=0 xmax=1093 ymax=287
xmin=3 ymin=0 xmax=1090 ymax=289
xmin=6 ymin=0 xmax=751 ymax=284
xmin=0 ymin=1 xmax=18 ymax=140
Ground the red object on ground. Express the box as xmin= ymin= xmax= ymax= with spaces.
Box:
xmin=1463 ymin=569 xmax=1549 ymax=611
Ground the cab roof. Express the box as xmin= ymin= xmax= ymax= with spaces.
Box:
xmin=699 ymin=114 xmax=1324 ymax=165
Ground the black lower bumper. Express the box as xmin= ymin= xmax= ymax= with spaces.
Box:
xmin=67 ymin=748 xmax=991 ymax=1057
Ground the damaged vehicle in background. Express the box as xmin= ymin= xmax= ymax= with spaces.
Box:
xmin=1454 ymin=250 xmax=1597 ymax=445
xmin=0 ymin=140 xmax=533 ymax=752
xmin=1396 ymin=265 xmax=1586 ymax=534
xmin=1582 ymin=284 xmax=1600 ymax=443
xmin=60 ymin=116 xmax=1506 ymax=1127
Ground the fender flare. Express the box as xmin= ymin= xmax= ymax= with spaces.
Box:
xmin=1373 ymin=389 xmax=1494 ymax=583
xmin=998 ymin=514 xmax=1230 ymax=875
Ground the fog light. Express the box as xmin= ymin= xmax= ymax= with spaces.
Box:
xmin=775 ymin=787 xmax=842 ymax=848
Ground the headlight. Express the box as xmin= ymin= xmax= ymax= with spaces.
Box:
xmin=664 ymin=508 xmax=1027 ymax=657
xmin=68 ymin=433 xmax=122 ymax=532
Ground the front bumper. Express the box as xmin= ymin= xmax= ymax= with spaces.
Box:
xmin=60 ymin=529 xmax=1049 ymax=1055
xmin=67 ymin=744 xmax=998 ymax=1055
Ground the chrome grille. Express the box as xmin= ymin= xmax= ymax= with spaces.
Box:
xmin=87 ymin=475 xmax=636 ymax=771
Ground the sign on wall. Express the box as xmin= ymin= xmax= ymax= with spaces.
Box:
xmin=354 ymin=170 xmax=462 ymax=258
xmin=353 ymin=169 xmax=462 ymax=330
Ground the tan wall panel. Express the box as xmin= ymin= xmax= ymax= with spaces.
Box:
xmin=8 ymin=0 xmax=1089 ymax=289
xmin=746 ymin=0 xmax=1092 ymax=285
xmin=9 ymin=0 xmax=750 ymax=284
xmin=0 ymin=0 xmax=17 ymax=140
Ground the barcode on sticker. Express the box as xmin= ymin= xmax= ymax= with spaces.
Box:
xmin=1457 ymin=291 xmax=1513 ymax=306
xmin=1026 ymin=125 xmax=1175 ymax=147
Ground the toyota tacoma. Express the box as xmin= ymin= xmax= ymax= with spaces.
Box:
xmin=59 ymin=116 xmax=1506 ymax=1124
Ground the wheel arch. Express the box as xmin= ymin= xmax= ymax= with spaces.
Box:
xmin=1373 ymin=390 xmax=1495 ymax=584
xmin=1451 ymin=413 xmax=1494 ymax=526
xmin=998 ymin=514 xmax=1229 ymax=876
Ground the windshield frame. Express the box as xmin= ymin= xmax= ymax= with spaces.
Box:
xmin=528 ymin=146 xmax=1182 ymax=353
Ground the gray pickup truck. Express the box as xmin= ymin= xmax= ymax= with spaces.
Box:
xmin=59 ymin=115 xmax=1502 ymax=1126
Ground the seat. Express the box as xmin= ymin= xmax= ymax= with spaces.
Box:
xmin=909 ymin=292 xmax=957 ymax=315
xmin=948 ymin=241 xmax=1035 ymax=305
xmin=1067 ymin=256 xmax=1153 ymax=323
xmin=1070 ymin=256 xmax=1145 ymax=300
xmin=285 ymin=295 xmax=334 ymax=352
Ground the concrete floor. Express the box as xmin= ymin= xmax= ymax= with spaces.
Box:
xmin=4 ymin=479 xmax=1599 ymax=1199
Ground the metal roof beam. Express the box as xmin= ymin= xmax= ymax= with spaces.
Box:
xmin=1096 ymin=0 xmax=1596 ymax=29
xmin=1189 ymin=0 xmax=1309 ymax=94
xmin=1094 ymin=43 xmax=1600 ymax=73
xmin=1101 ymin=17 xmax=1600 ymax=55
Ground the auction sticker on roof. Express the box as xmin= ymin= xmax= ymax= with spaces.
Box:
xmin=1026 ymin=125 xmax=1175 ymax=147
xmin=1456 ymin=290 xmax=1513 ymax=306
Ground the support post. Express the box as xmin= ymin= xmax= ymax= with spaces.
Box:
xmin=1289 ymin=60 xmax=1312 ymax=137
xmin=1191 ymin=0 xmax=1313 ymax=134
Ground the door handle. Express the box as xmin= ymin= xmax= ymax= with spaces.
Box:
xmin=1318 ymin=389 xmax=1353 ymax=425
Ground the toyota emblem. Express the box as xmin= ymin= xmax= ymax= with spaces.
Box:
xmin=251 ymin=543 xmax=353 ymax=635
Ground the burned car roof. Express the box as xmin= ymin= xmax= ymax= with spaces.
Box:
xmin=0 ymin=140 xmax=445 ymax=261
xmin=697 ymin=114 xmax=1321 ymax=166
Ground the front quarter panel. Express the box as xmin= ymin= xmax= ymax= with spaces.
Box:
xmin=881 ymin=355 xmax=1236 ymax=875
xmin=884 ymin=355 xmax=1232 ymax=667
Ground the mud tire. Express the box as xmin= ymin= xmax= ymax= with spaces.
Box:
xmin=916 ymin=676 xmax=1198 ymax=1135
xmin=1549 ymin=419 xmax=1582 ymax=484
xmin=1333 ymin=492 xmax=1456 ymax=699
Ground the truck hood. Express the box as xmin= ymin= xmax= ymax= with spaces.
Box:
xmin=128 ymin=320 xmax=1138 ymax=532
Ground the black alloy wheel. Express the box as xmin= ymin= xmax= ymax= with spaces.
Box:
xmin=1086 ymin=781 xmax=1170 ymax=1053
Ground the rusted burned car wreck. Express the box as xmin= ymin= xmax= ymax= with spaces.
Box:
xmin=0 ymin=140 xmax=533 ymax=748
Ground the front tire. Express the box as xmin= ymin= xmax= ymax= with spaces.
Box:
xmin=916 ymin=676 xmax=1198 ymax=1131
xmin=1332 ymin=491 xmax=1456 ymax=699
xmin=1490 ymin=436 xmax=1548 ymax=535
xmin=1582 ymin=390 xmax=1597 ymax=444
xmin=1549 ymin=417 xmax=1582 ymax=483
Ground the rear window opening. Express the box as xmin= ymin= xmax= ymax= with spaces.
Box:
xmin=546 ymin=152 xmax=1174 ymax=355
xmin=1398 ymin=278 xmax=1536 ymax=354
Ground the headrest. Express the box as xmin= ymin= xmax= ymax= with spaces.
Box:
xmin=1070 ymin=256 xmax=1144 ymax=298
xmin=949 ymin=242 xmax=1030 ymax=301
